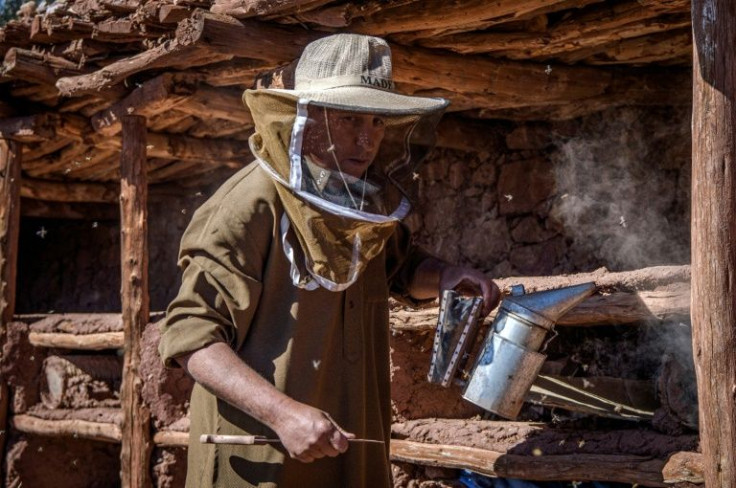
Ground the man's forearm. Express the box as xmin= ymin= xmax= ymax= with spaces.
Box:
xmin=175 ymin=341 xmax=294 ymax=431
xmin=408 ymin=257 xmax=445 ymax=300
xmin=175 ymin=341 xmax=353 ymax=462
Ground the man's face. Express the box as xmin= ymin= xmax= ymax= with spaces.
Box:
xmin=302 ymin=107 xmax=386 ymax=178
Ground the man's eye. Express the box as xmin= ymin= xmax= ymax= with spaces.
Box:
xmin=373 ymin=118 xmax=385 ymax=127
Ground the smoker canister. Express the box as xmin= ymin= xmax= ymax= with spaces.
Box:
xmin=462 ymin=333 xmax=546 ymax=419
xmin=462 ymin=282 xmax=596 ymax=419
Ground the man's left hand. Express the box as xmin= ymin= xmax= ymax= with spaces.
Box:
xmin=439 ymin=265 xmax=500 ymax=316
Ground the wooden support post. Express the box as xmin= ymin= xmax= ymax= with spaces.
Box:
xmin=119 ymin=115 xmax=152 ymax=488
xmin=691 ymin=0 xmax=736 ymax=486
xmin=0 ymin=139 xmax=21 ymax=483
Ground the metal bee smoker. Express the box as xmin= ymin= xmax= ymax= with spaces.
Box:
xmin=463 ymin=282 xmax=596 ymax=419
xmin=428 ymin=282 xmax=596 ymax=420
xmin=427 ymin=289 xmax=484 ymax=388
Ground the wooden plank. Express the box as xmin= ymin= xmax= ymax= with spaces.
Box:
xmin=409 ymin=2 xmax=689 ymax=59
xmin=559 ymin=28 xmax=692 ymax=65
xmin=20 ymin=178 xmax=119 ymax=203
xmin=91 ymin=73 xmax=198 ymax=136
xmin=0 ymin=113 xmax=57 ymax=142
xmin=55 ymin=39 xmax=207 ymax=98
xmin=691 ymin=0 xmax=736 ymax=486
xmin=152 ymin=430 xmax=188 ymax=447
xmin=0 ymin=138 xmax=21 ymax=484
xmin=390 ymin=439 xmax=692 ymax=486
xmin=28 ymin=331 xmax=125 ymax=350
xmin=350 ymin=0 xmax=579 ymax=36
xmin=11 ymin=414 xmax=122 ymax=443
xmin=210 ymin=0 xmax=335 ymax=18
xmin=390 ymin=265 xmax=691 ymax=331
xmin=174 ymin=86 xmax=254 ymax=125
xmin=159 ymin=5 xmax=192 ymax=23
xmin=119 ymin=115 xmax=152 ymax=488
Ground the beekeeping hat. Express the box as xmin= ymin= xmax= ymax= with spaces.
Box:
xmin=263 ymin=33 xmax=448 ymax=115
xmin=244 ymin=33 xmax=448 ymax=291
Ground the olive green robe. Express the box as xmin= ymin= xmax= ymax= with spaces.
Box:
xmin=159 ymin=163 xmax=429 ymax=488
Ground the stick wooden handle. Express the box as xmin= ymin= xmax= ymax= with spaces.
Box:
xmin=200 ymin=434 xmax=278 ymax=445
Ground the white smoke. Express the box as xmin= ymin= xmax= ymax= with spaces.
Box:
xmin=550 ymin=108 xmax=690 ymax=271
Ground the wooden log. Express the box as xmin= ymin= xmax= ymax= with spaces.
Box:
xmin=409 ymin=1 xmax=689 ymax=59
xmin=390 ymin=439 xmax=695 ymax=486
xmin=30 ymin=15 xmax=94 ymax=44
xmin=159 ymin=5 xmax=193 ymax=23
xmin=0 ymin=138 xmax=21 ymax=485
xmin=391 ymin=418 xmax=699 ymax=459
xmin=41 ymin=355 xmax=122 ymax=409
xmin=57 ymin=12 xmax=315 ymax=97
xmin=11 ymin=414 xmax=121 ymax=443
xmin=119 ymin=115 xmax=152 ymax=488
xmin=20 ymin=178 xmax=119 ymax=203
xmin=350 ymin=0 xmax=578 ymax=36
xmin=28 ymin=331 xmax=125 ymax=350
xmin=390 ymin=265 xmax=691 ymax=331
xmin=25 ymin=312 xmax=124 ymax=333
xmin=174 ymin=85 xmax=254 ymax=126
xmin=691 ymin=0 xmax=736 ymax=486
xmin=2 ymin=47 xmax=86 ymax=85
xmin=0 ymin=113 xmax=57 ymax=143
xmin=55 ymin=39 xmax=207 ymax=98
xmin=662 ymin=451 xmax=706 ymax=484
xmin=560 ymin=28 xmax=692 ymax=65
xmin=152 ymin=430 xmax=189 ymax=447
xmin=210 ymin=0 xmax=334 ymax=18
xmin=194 ymin=58 xmax=269 ymax=87
xmin=174 ymin=11 xmax=317 ymax=61
xmin=91 ymin=73 xmax=198 ymax=136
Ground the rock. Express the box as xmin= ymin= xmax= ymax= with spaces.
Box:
xmin=498 ymin=157 xmax=554 ymax=215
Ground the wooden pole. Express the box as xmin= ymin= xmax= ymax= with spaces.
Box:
xmin=691 ymin=0 xmax=736 ymax=485
xmin=0 ymin=139 xmax=21 ymax=484
xmin=119 ymin=115 xmax=152 ymax=488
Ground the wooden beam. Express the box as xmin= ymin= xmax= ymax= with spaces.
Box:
xmin=20 ymin=178 xmax=119 ymax=203
xmin=152 ymin=430 xmax=188 ymax=447
xmin=559 ymin=28 xmax=692 ymax=65
xmin=390 ymin=440 xmax=697 ymax=486
xmin=11 ymin=414 xmax=122 ymax=443
xmin=392 ymin=418 xmax=699 ymax=462
xmin=350 ymin=0 xmax=566 ymax=36
xmin=56 ymin=12 xmax=315 ymax=98
xmin=390 ymin=265 xmax=691 ymax=331
xmin=91 ymin=73 xmax=198 ymax=136
xmin=173 ymin=85 xmax=254 ymax=125
xmin=0 ymin=138 xmax=21 ymax=485
xmin=691 ymin=0 xmax=736 ymax=486
xmin=55 ymin=40 xmax=207 ymax=98
xmin=0 ymin=113 xmax=57 ymax=142
xmin=210 ymin=0 xmax=336 ymax=18
xmin=28 ymin=331 xmax=124 ymax=350
xmin=119 ymin=115 xmax=152 ymax=488
xmin=409 ymin=1 xmax=689 ymax=59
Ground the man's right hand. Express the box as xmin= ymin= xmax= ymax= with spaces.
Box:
xmin=178 ymin=342 xmax=354 ymax=463
xmin=272 ymin=399 xmax=354 ymax=463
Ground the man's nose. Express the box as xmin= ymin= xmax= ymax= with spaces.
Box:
xmin=356 ymin=128 xmax=379 ymax=150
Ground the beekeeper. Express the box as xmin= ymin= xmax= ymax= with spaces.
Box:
xmin=159 ymin=33 xmax=500 ymax=488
